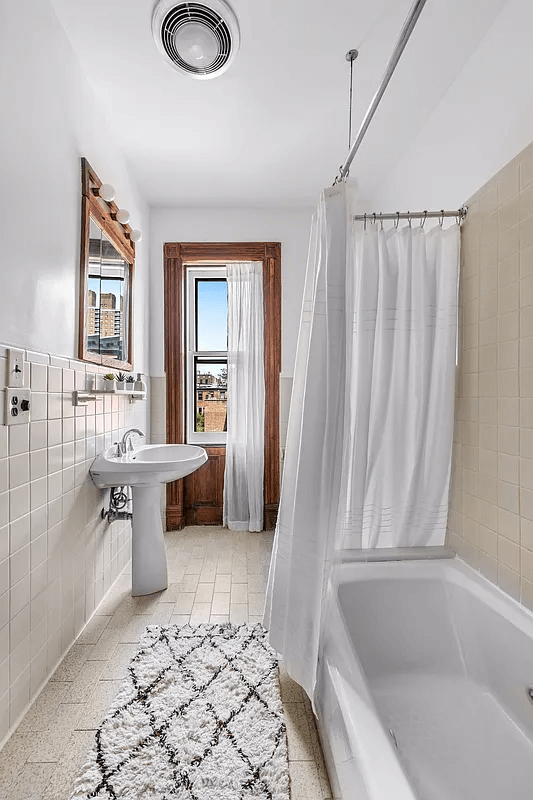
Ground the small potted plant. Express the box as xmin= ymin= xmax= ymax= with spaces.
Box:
xmin=126 ymin=375 xmax=136 ymax=392
xmin=103 ymin=373 xmax=115 ymax=392
xmin=116 ymin=372 xmax=127 ymax=391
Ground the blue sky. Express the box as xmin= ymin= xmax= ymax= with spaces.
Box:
xmin=197 ymin=280 xmax=227 ymax=352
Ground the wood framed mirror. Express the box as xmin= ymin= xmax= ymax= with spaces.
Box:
xmin=79 ymin=158 xmax=135 ymax=370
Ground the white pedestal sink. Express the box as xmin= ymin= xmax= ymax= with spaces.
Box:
xmin=90 ymin=444 xmax=208 ymax=595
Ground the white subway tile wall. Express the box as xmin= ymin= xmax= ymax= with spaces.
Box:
xmin=0 ymin=345 xmax=148 ymax=744
xmin=447 ymin=139 xmax=533 ymax=611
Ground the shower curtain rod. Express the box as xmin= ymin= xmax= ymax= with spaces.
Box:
xmin=334 ymin=0 xmax=428 ymax=184
xmin=353 ymin=208 xmax=467 ymax=223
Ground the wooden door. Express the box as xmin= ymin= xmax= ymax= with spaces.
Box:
xmin=183 ymin=447 xmax=226 ymax=525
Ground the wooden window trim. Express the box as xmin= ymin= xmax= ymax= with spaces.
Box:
xmin=163 ymin=242 xmax=281 ymax=530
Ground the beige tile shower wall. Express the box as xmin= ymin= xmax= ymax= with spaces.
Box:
xmin=0 ymin=345 xmax=148 ymax=744
xmin=447 ymin=140 xmax=533 ymax=611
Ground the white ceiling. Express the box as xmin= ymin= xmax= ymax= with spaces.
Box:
xmin=51 ymin=0 xmax=508 ymax=207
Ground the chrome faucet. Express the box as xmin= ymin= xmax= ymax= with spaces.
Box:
xmin=120 ymin=428 xmax=145 ymax=455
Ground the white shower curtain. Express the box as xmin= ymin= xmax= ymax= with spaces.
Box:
xmin=223 ymin=262 xmax=265 ymax=532
xmin=339 ymin=220 xmax=459 ymax=549
xmin=264 ymin=186 xmax=349 ymax=693
xmin=264 ymin=185 xmax=460 ymax=696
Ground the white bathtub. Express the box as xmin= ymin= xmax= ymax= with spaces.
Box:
xmin=315 ymin=557 xmax=533 ymax=800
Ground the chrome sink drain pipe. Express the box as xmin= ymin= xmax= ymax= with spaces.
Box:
xmin=102 ymin=486 xmax=133 ymax=523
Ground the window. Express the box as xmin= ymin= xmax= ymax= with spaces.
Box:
xmin=164 ymin=241 xmax=281 ymax=530
xmin=186 ymin=267 xmax=228 ymax=444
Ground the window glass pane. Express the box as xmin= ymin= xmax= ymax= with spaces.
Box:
xmin=195 ymin=359 xmax=227 ymax=433
xmin=86 ymin=218 xmax=129 ymax=362
xmin=99 ymin=233 xmax=128 ymax=362
xmin=196 ymin=279 xmax=227 ymax=351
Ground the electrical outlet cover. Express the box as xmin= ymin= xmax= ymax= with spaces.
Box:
xmin=5 ymin=388 xmax=30 ymax=425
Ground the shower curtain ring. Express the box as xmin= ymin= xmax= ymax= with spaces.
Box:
xmin=420 ymin=211 xmax=427 ymax=228
xmin=363 ymin=213 xmax=367 ymax=230
xmin=408 ymin=212 xmax=412 ymax=228
xmin=380 ymin=213 xmax=384 ymax=231
xmin=333 ymin=166 xmax=345 ymax=186
xmin=394 ymin=212 xmax=400 ymax=229
xmin=373 ymin=213 xmax=377 ymax=226
xmin=439 ymin=210 xmax=444 ymax=227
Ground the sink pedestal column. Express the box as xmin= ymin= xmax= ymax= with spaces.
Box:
xmin=130 ymin=485 xmax=168 ymax=596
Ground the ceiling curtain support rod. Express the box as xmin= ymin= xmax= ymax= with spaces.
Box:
xmin=334 ymin=0 xmax=428 ymax=184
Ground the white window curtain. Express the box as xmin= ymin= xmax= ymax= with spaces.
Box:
xmin=223 ymin=262 xmax=265 ymax=532
xmin=264 ymin=185 xmax=460 ymax=696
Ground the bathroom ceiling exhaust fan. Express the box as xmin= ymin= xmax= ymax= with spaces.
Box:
xmin=151 ymin=0 xmax=241 ymax=79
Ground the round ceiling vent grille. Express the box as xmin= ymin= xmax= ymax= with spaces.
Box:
xmin=152 ymin=0 xmax=240 ymax=79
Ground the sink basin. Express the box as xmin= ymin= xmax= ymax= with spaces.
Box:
xmin=90 ymin=443 xmax=207 ymax=488
xmin=90 ymin=443 xmax=208 ymax=597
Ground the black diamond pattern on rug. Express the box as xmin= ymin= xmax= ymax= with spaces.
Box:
xmin=69 ymin=623 xmax=289 ymax=800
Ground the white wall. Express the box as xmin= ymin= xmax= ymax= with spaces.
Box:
xmin=367 ymin=0 xmax=533 ymax=213
xmin=149 ymin=207 xmax=313 ymax=378
xmin=0 ymin=0 xmax=149 ymax=373
xmin=0 ymin=0 xmax=151 ymax=744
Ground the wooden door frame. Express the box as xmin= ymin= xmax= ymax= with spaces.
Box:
xmin=163 ymin=242 xmax=282 ymax=530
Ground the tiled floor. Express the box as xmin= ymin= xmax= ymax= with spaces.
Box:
xmin=0 ymin=526 xmax=332 ymax=800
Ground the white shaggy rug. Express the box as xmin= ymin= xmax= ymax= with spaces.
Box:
xmin=70 ymin=623 xmax=289 ymax=800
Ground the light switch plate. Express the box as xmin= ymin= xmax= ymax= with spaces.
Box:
xmin=5 ymin=388 xmax=30 ymax=425
xmin=7 ymin=348 xmax=24 ymax=388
